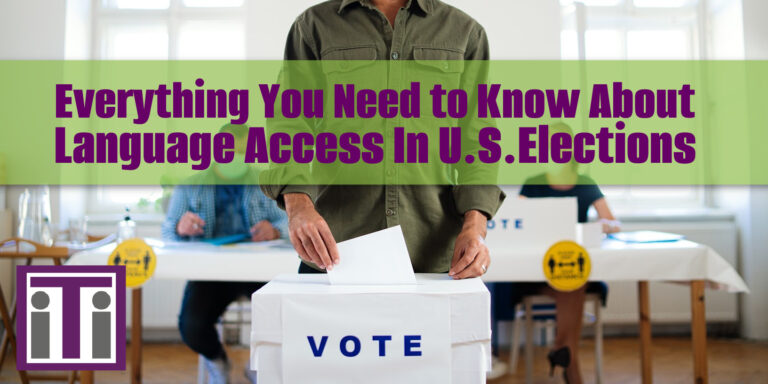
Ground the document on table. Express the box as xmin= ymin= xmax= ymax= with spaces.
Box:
xmin=327 ymin=226 xmax=416 ymax=285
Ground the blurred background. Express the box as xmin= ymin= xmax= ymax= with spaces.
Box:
xmin=0 ymin=0 xmax=766 ymax=382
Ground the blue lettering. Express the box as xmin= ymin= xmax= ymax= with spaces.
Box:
xmin=307 ymin=336 xmax=328 ymax=357
xmin=501 ymin=218 xmax=509 ymax=229
xmin=404 ymin=335 xmax=422 ymax=356
xmin=515 ymin=219 xmax=523 ymax=229
xmin=487 ymin=220 xmax=496 ymax=230
xmin=372 ymin=335 xmax=392 ymax=356
xmin=340 ymin=335 xmax=361 ymax=357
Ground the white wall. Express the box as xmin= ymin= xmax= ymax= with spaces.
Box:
xmin=711 ymin=0 xmax=768 ymax=341
xmin=0 ymin=0 xmax=66 ymax=60
xmin=445 ymin=0 xmax=561 ymax=59
xmin=0 ymin=0 xmax=67 ymax=317
xmin=728 ymin=0 xmax=768 ymax=341
xmin=0 ymin=0 xmax=67 ymax=214
xmin=0 ymin=0 xmax=67 ymax=217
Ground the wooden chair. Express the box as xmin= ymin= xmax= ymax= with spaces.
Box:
xmin=0 ymin=237 xmax=79 ymax=384
xmin=509 ymin=293 xmax=604 ymax=384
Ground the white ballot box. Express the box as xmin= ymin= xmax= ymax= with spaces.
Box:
xmin=250 ymin=274 xmax=491 ymax=384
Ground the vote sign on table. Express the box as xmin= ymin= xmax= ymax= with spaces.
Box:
xmin=485 ymin=197 xmax=577 ymax=251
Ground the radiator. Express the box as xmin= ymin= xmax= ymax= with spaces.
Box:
xmin=87 ymin=220 xmax=189 ymax=332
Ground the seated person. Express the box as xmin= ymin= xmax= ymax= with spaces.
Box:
xmin=162 ymin=124 xmax=288 ymax=384
xmin=489 ymin=122 xmax=619 ymax=384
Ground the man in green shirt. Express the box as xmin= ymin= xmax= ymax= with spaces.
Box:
xmin=262 ymin=0 xmax=504 ymax=279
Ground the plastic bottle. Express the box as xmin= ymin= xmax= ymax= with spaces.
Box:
xmin=117 ymin=207 xmax=136 ymax=243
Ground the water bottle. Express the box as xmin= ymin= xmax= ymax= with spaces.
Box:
xmin=17 ymin=186 xmax=52 ymax=245
xmin=116 ymin=207 xmax=136 ymax=243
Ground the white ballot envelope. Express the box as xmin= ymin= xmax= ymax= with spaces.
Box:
xmin=327 ymin=226 xmax=416 ymax=285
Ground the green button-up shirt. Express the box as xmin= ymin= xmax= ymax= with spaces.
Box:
xmin=262 ymin=0 xmax=505 ymax=273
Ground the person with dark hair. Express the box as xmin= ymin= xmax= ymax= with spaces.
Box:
xmin=162 ymin=124 xmax=288 ymax=384
xmin=489 ymin=123 xmax=619 ymax=383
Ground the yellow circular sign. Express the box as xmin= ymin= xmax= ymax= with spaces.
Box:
xmin=543 ymin=240 xmax=591 ymax=292
xmin=108 ymin=238 xmax=156 ymax=287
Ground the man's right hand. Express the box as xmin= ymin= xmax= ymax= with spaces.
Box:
xmin=176 ymin=212 xmax=205 ymax=237
xmin=284 ymin=193 xmax=339 ymax=270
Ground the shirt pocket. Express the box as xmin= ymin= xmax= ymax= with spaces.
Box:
xmin=320 ymin=45 xmax=379 ymax=79
xmin=319 ymin=45 xmax=384 ymax=131
xmin=411 ymin=46 xmax=465 ymax=90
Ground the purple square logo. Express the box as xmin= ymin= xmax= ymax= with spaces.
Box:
xmin=16 ymin=265 xmax=126 ymax=371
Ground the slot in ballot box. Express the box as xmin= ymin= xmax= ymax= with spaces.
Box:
xmin=250 ymin=274 xmax=491 ymax=384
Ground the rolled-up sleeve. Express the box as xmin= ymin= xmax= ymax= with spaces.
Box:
xmin=451 ymin=25 xmax=505 ymax=219
xmin=453 ymin=185 xmax=505 ymax=219
xmin=162 ymin=186 xmax=189 ymax=241
xmin=261 ymin=184 xmax=319 ymax=211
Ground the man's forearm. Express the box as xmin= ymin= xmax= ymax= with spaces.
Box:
xmin=284 ymin=193 xmax=314 ymax=215
xmin=462 ymin=209 xmax=488 ymax=238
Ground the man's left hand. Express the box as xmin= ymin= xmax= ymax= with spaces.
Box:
xmin=250 ymin=220 xmax=280 ymax=242
xmin=449 ymin=210 xmax=490 ymax=279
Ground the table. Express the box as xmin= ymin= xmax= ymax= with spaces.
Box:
xmin=486 ymin=239 xmax=749 ymax=384
xmin=67 ymin=238 xmax=748 ymax=384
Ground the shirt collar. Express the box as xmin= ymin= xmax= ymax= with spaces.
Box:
xmin=338 ymin=0 xmax=433 ymax=15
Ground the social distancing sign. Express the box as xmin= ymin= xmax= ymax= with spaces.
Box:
xmin=543 ymin=240 xmax=591 ymax=292
xmin=108 ymin=239 xmax=156 ymax=287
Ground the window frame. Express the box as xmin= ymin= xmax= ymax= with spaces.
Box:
xmin=85 ymin=0 xmax=247 ymax=214
xmin=560 ymin=0 xmax=709 ymax=210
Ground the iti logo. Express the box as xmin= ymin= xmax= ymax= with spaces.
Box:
xmin=16 ymin=265 xmax=126 ymax=370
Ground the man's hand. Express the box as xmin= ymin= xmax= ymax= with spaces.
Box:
xmin=250 ymin=220 xmax=280 ymax=242
xmin=284 ymin=193 xmax=340 ymax=270
xmin=177 ymin=212 xmax=205 ymax=237
xmin=449 ymin=210 xmax=490 ymax=279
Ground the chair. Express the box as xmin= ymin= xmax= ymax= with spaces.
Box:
xmin=0 ymin=237 xmax=79 ymax=384
xmin=508 ymin=293 xmax=604 ymax=384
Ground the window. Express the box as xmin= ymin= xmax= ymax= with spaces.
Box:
xmin=78 ymin=0 xmax=247 ymax=214
xmin=95 ymin=0 xmax=246 ymax=60
xmin=560 ymin=0 xmax=706 ymax=212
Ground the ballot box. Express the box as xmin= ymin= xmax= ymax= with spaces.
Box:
xmin=250 ymin=274 xmax=491 ymax=384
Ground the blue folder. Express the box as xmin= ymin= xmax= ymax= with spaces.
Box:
xmin=608 ymin=231 xmax=684 ymax=243
xmin=200 ymin=233 xmax=250 ymax=245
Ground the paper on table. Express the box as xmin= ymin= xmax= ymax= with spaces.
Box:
xmin=327 ymin=226 xmax=416 ymax=285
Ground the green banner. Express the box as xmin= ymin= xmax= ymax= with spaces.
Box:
xmin=0 ymin=60 xmax=766 ymax=185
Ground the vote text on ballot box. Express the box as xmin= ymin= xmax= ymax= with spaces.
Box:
xmin=250 ymin=274 xmax=491 ymax=384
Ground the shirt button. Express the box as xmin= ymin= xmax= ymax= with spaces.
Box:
xmin=386 ymin=169 xmax=395 ymax=176
xmin=386 ymin=209 xmax=396 ymax=216
xmin=391 ymin=52 xmax=399 ymax=60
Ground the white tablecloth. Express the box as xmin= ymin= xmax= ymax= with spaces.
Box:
xmin=66 ymin=238 xmax=748 ymax=293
